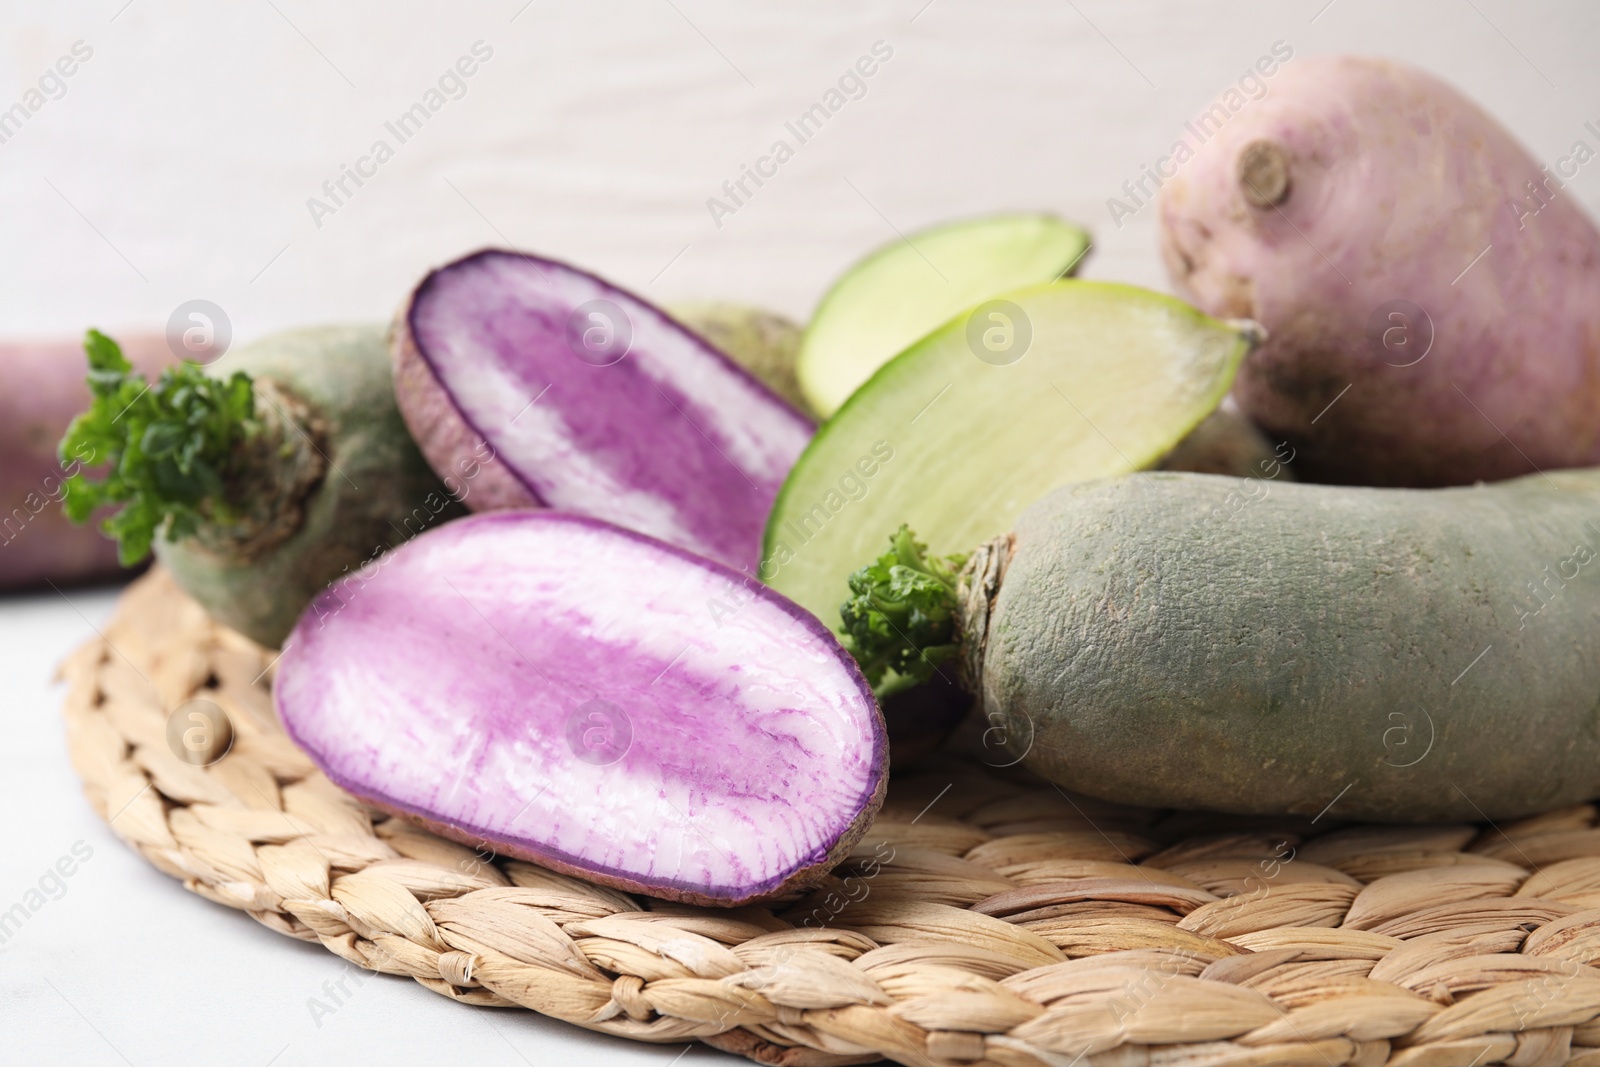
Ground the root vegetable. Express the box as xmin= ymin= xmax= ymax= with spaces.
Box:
xmin=764 ymin=280 xmax=1260 ymax=638
xmin=1159 ymin=55 xmax=1600 ymax=487
xmin=797 ymin=214 xmax=1091 ymax=418
xmin=1 ymin=334 xmax=169 ymax=590
xmin=393 ymin=250 xmax=813 ymax=572
xmin=274 ymin=510 xmax=885 ymax=906
xmin=60 ymin=326 xmax=457 ymax=646
xmin=846 ymin=471 xmax=1600 ymax=822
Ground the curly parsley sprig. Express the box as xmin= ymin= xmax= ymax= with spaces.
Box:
xmin=839 ymin=525 xmax=967 ymax=698
xmin=58 ymin=330 xmax=256 ymax=565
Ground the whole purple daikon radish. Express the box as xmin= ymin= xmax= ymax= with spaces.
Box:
xmin=392 ymin=250 xmax=814 ymax=571
xmin=273 ymin=510 xmax=886 ymax=907
xmin=1159 ymin=55 xmax=1600 ymax=487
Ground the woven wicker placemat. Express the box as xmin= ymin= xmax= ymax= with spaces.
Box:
xmin=60 ymin=568 xmax=1600 ymax=1067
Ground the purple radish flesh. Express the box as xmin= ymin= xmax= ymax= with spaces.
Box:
xmin=273 ymin=510 xmax=886 ymax=906
xmin=393 ymin=250 xmax=814 ymax=572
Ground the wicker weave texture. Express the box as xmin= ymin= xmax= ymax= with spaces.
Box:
xmin=61 ymin=569 xmax=1600 ymax=1067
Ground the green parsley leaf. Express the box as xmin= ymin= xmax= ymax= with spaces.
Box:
xmin=57 ymin=329 xmax=257 ymax=565
xmin=839 ymin=525 xmax=967 ymax=698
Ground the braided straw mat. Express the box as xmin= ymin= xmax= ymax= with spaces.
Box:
xmin=60 ymin=569 xmax=1600 ymax=1067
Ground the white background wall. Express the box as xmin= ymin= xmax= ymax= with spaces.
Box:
xmin=4 ymin=3 xmax=1599 ymax=1064
xmin=3 ymin=0 xmax=1598 ymax=343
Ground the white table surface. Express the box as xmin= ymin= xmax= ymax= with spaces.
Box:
xmin=4 ymin=1 xmax=1599 ymax=1063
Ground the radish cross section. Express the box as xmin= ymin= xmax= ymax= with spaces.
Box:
xmin=393 ymin=250 xmax=814 ymax=572
xmin=274 ymin=511 xmax=886 ymax=906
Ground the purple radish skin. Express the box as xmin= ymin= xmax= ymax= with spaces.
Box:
xmin=273 ymin=510 xmax=886 ymax=907
xmin=1159 ymin=55 xmax=1600 ymax=487
xmin=393 ymin=250 xmax=814 ymax=571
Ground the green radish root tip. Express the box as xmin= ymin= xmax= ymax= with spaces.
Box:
xmin=839 ymin=525 xmax=967 ymax=698
xmin=58 ymin=329 xmax=258 ymax=566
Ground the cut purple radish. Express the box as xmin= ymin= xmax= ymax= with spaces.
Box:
xmin=393 ymin=250 xmax=814 ymax=572
xmin=274 ymin=510 xmax=885 ymax=906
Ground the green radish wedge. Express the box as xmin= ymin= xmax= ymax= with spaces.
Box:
xmin=762 ymin=280 xmax=1261 ymax=626
xmin=797 ymin=214 xmax=1091 ymax=418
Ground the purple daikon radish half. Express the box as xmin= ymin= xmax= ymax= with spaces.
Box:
xmin=392 ymin=250 xmax=814 ymax=572
xmin=273 ymin=510 xmax=886 ymax=906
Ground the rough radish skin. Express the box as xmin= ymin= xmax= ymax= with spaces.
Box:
xmin=393 ymin=250 xmax=814 ymax=572
xmin=274 ymin=511 xmax=886 ymax=906
xmin=958 ymin=470 xmax=1600 ymax=822
xmin=1 ymin=335 xmax=169 ymax=590
xmin=1159 ymin=56 xmax=1600 ymax=487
